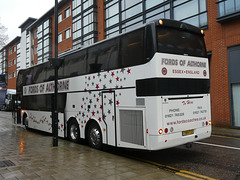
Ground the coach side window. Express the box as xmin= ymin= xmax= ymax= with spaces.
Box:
xmin=34 ymin=66 xmax=46 ymax=83
xmin=88 ymin=45 xmax=102 ymax=73
xmin=46 ymin=64 xmax=55 ymax=81
xmin=106 ymin=38 xmax=119 ymax=70
xmin=98 ymin=42 xmax=115 ymax=71
xmin=87 ymin=39 xmax=120 ymax=73
xmin=120 ymin=28 xmax=145 ymax=67
xmin=61 ymin=50 xmax=87 ymax=78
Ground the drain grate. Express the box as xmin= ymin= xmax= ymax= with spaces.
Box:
xmin=0 ymin=160 xmax=15 ymax=168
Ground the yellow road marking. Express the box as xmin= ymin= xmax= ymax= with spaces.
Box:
xmin=128 ymin=155 xmax=217 ymax=180
xmin=211 ymin=134 xmax=240 ymax=140
xmin=180 ymin=170 xmax=217 ymax=180
xmin=176 ymin=172 xmax=205 ymax=180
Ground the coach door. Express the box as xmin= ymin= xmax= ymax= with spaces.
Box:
xmin=102 ymin=91 xmax=116 ymax=146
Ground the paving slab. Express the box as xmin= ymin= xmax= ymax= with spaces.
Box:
xmin=0 ymin=111 xmax=187 ymax=180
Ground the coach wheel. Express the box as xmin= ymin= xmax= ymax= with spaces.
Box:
xmin=88 ymin=122 xmax=102 ymax=149
xmin=68 ymin=120 xmax=80 ymax=143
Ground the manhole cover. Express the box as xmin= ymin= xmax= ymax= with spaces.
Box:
xmin=0 ymin=160 xmax=15 ymax=168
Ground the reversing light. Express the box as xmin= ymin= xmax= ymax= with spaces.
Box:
xmin=159 ymin=19 xmax=163 ymax=25
xmin=159 ymin=129 xmax=163 ymax=134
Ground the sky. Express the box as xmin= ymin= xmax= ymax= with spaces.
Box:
xmin=0 ymin=0 xmax=60 ymax=44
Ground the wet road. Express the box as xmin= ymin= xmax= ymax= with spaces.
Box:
xmin=107 ymin=135 xmax=240 ymax=180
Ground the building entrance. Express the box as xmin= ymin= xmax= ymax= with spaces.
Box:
xmin=228 ymin=45 xmax=240 ymax=128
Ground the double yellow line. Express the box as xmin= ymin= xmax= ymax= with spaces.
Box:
xmin=139 ymin=158 xmax=217 ymax=180
xmin=121 ymin=153 xmax=216 ymax=180
xmin=141 ymin=134 xmax=239 ymax=179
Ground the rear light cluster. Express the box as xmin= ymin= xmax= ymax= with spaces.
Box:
xmin=158 ymin=127 xmax=174 ymax=134
xmin=158 ymin=121 xmax=211 ymax=135
xmin=203 ymin=121 xmax=212 ymax=127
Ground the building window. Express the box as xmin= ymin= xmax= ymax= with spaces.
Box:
xmin=65 ymin=7 xmax=71 ymax=18
xmin=8 ymin=73 xmax=12 ymax=79
xmin=217 ymin=0 xmax=240 ymax=22
xmin=35 ymin=30 xmax=38 ymax=39
xmin=13 ymin=59 xmax=16 ymax=65
xmin=35 ymin=46 xmax=38 ymax=55
xmin=105 ymin=0 xmax=207 ymax=38
xmin=58 ymin=13 xmax=62 ymax=23
xmin=58 ymin=33 xmax=63 ymax=43
xmin=37 ymin=18 xmax=52 ymax=65
xmin=9 ymin=61 xmax=12 ymax=67
xmin=72 ymin=0 xmax=97 ymax=48
xmin=13 ymin=71 xmax=16 ymax=78
xmin=173 ymin=0 xmax=207 ymax=28
xmin=65 ymin=28 xmax=71 ymax=39
xmin=9 ymin=49 xmax=12 ymax=55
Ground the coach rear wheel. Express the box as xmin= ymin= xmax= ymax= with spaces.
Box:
xmin=88 ymin=123 xmax=102 ymax=149
xmin=68 ymin=120 xmax=80 ymax=143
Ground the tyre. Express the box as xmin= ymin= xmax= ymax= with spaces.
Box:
xmin=68 ymin=120 xmax=80 ymax=143
xmin=88 ymin=122 xmax=102 ymax=149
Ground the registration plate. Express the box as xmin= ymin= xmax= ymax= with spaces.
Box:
xmin=182 ymin=129 xmax=194 ymax=136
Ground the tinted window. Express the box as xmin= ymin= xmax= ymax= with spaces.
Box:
xmin=120 ymin=28 xmax=146 ymax=67
xmin=136 ymin=78 xmax=210 ymax=96
xmin=46 ymin=64 xmax=55 ymax=81
xmin=22 ymin=94 xmax=66 ymax=112
xmin=100 ymin=39 xmax=119 ymax=71
xmin=88 ymin=45 xmax=103 ymax=73
xmin=157 ymin=27 xmax=207 ymax=57
xmin=107 ymin=43 xmax=119 ymax=70
xmin=87 ymin=39 xmax=119 ymax=73
xmin=34 ymin=65 xmax=47 ymax=83
xmin=61 ymin=50 xmax=87 ymax=78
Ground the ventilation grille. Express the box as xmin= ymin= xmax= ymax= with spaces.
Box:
xmin=0 ymin=160 xmax=15 ymax=168
xmin=119 ymin=110 xmax=144 ymax=146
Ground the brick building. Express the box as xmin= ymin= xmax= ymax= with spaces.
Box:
xmin=205 ymin=0 xmax=240 ymax=128
xmin=0 ymin=0 xmax=240 ymax=128
xmin=0 ymin=37 xmax=20 ymax=89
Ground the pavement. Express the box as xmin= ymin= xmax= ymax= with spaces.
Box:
xmin=0 ymin=111 xmax=239 ymax=180
xmin=0 ymin=111 xmax=187 ymax=180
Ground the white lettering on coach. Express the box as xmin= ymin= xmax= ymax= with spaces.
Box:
xmin=23 ymin=79 xmax=70 ymax=96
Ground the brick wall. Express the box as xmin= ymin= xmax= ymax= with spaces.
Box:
xmin=52 ymin=1 xmax=72 ymax=57
xmin=6 ymin=44 xmax=17 ymax=89
xmin=205 ymin=0 xmax=240 ymax=127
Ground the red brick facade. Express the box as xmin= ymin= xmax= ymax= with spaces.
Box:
xmin=52 ymin=1 xmax=73 ymax=57
xmin=6 ymin=42 xmax=18 ymax=89
xmin=204 ymin=1 xmax=240 ymax=127
xmin=97 ymin=0 xmax=105 ymax=42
